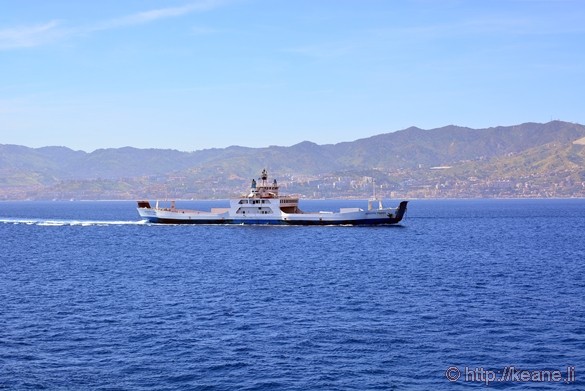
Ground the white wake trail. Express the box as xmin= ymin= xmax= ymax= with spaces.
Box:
xmin=0 ymin=218 xmax=147 ymax=226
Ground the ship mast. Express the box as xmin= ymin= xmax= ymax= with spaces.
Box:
xmin=368 ymin=178 xmax=383 ymax=210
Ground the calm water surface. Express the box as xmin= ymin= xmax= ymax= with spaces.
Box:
xmin=1 ymin=199 xmax=584 ymax=390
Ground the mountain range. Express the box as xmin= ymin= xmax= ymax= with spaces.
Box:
xmin=1 ymin=120 xmax=585 ymax=200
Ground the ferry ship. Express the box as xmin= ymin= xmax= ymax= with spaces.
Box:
xmin=137 ymin=170 xmax=408 ymax=225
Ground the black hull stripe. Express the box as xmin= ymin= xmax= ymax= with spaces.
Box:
xmin=143 ymin=218 xmax=403 ymax=226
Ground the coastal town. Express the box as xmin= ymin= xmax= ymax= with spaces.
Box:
xmin=5 ymin=166 xmax=583 ymax=201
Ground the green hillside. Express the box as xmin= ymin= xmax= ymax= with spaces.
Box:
xmin=1 ymin=121 xmax=585 ymax=199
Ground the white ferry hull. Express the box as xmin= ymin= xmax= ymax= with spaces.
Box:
xmin=137 ymin=201 xmax=408 ymax=226
xmin=137 ymin=170 xmax=408 ymax=226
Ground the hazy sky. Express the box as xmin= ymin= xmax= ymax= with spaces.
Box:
xmin=1 ymin=0 xmax=584 ymax=152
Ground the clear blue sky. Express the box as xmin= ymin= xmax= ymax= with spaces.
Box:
xmin=1 ymin=0 xmax=584 ymax=152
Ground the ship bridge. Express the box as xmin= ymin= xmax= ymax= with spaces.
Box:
xmin=244 ymin=169 xmax=302 ymax=213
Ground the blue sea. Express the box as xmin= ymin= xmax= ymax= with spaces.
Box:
xmin=1 ymin=199 xmax=584 ymax=390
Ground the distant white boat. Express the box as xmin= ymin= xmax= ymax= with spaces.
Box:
xmin=137 ymin=169 xmax=408 ymax=225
